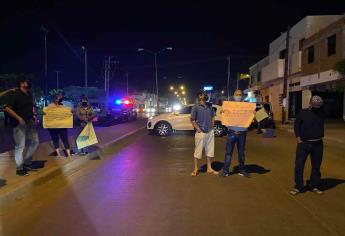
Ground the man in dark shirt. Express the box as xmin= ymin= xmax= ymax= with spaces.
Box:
xmin=190 ymin=90 xmax=218 ymax=176
xmin=4 ymin=78 xmax=39 ymax=176
xmin=291 ymin=95 xmax=324 ymax=195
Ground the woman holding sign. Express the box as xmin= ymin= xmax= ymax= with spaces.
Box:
xmin=75 ymin=96 xmax=96 ymax=155
xmin=45 ymin=94 xmax=72 ymax=157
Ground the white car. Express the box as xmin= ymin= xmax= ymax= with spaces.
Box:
xmin=147 ymin=104 xmax=226 ymax=137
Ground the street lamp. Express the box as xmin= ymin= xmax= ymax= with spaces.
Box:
xmin=54 ymin=70 xmax=61 ymax=89
xmin=181 ymin=91 xmax=186 ymax=95
xmin=81 ymin=46 xmax=88 ymax=88
xmin=170 ymin=86 xmax=174 ymax=91
xmin=180 ymin=85 xmax=184 ymax=90
xmin=41 ymin=26 xmax=48 ymax=105
xmin=138 ymin=47 xmax=173 ymax=113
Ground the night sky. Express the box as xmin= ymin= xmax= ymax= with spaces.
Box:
xmin=1 ymin=0 xmax=344 ymax=99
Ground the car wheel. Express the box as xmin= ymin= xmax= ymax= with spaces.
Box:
xmin=214 ymin=123 xmax=225 ymax=137
xmin=155 ymin=122 xmax=172 ymax=136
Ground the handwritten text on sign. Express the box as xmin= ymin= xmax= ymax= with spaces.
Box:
xmin=221 ymin=101 xmax=256 ymax=128
xmin=43 ymin=106 xmax=73 ymax=129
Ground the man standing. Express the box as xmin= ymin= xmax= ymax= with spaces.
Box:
xmin=190 ymin=90 xmax=218 ymax=176
xmin=291 ymin=96 xmax=325 ymax=195
xmin=4 ymin=78 xmax=39 ymax=176
xmin=220 ymin=90 xmax=251 ymax=178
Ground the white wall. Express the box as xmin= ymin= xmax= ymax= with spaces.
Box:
xmin=300 ymin=70 xmax=341 ymax=87
xmin=261 ymin=59 xmax=285 ymax=82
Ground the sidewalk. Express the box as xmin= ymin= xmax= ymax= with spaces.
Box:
xmin=0 ymin=119 xmax=147 ymax=204
xmin=278 ymin=120 xmax=345 ymax=144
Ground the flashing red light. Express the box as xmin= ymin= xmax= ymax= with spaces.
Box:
xmin=124 ymin=100 xmax=130 ymax=105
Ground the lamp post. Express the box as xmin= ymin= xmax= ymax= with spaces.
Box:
xmin=138 ymin=47 xmax=173 ymax=113
xmin=41 ymin=26 xmax=48 ymax=105
xmin=54 ymin=70 xmax=61 ymax=89
xmin=81 ymin=46 xmax=88 ymax=88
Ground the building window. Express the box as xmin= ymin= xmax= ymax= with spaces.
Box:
xmin=327 ymin=34 xmax=336 ymax=56
xmin=279 ymin=49 xmax=287 ymax=59
xmin=307 ymin=46 xmax=314 ymax=64
xmin=299 ymin=38 xmax=305 ymax=50
xmin=257 ymin=71 xmax=261 ymax=82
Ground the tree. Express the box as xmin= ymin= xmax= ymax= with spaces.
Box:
xmin=334 ymin=59 xmax=345 ymax=77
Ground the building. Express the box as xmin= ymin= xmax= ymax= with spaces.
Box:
xmin=251 ymin=15 xmax=343 ymax=121
xmin=249 ymin=56 xmax=269 ymax=102
xmin=301 ymin=16 xmax=345 ymax=120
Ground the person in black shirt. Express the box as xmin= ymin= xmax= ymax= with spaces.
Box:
xmin=4 ymin=78 xmax=39 ymax=176
xmin=291 ymin=95 xmax=324 ymax=195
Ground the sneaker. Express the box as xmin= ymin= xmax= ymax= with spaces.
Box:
xmin=312 ymin=188 xmax=323 ymax=195
xmin=290 ymin=188 xmax=301 ymax=196
xmin=16 ymin=170 xmax=29 ymax=176
xmin=23 ymin=166 xmax=38 ymax=172
xmin=219 ymin=172 xmax=229 ymax=177
xmin=238 ymin=171 xmax=251 ymax=178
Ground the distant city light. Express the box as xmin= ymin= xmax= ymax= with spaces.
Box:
xmin=170 ymin=86 xmax=174 ymax=91
xmin=173 ymin=104 xmax=181 ymax=111
xmin=180 ymin=85 xmax=185 ymax=90
xmin=204 ymin=86 xmax=213 ymax=91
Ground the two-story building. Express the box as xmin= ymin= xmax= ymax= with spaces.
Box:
xmin=301 ymin=16 xmax=345 ymax=120
xmin=251 ymin=15 xmax=343 ymax=121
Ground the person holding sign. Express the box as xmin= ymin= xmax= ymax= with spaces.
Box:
xmin=75 ymin=96 xmax=96 ymax=155
xmin=220 ymin=90 xmax=255 ymax=178
xmin=190 ymin=90 xmax=218 ymax=176
xmin=44 ymin=94 xmax=72 ymax=157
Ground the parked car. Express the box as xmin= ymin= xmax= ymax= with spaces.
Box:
xmin=147 ymin=104 xmax=226 ymax=137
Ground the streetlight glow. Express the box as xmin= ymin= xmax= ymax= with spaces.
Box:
xmin=174 ymin=91 xmax=178 ymax=95
xmin=180 ymin=85 xmax=184 ymax=90
xmin=170 ymin=86 xmax=174 ymax=91
xmin=182 ymin=91 xmax=185 ymax=95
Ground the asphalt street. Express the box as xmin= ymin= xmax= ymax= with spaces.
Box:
xmin=1 ymin=128 xmax=345 ymax=236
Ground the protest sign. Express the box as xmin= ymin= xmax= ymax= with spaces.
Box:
xmin=43 ymin=106 xmax=73 ymax=128
xmin=221 ymin=101 xmax=256 ymax=128
xmin=76 ymin=122 xmax=98 ymax=149
xmin=255 ymin=108 xmax=269 ymax=122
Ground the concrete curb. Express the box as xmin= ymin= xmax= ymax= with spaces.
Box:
xmin=0 ymin=126 xmax=146 ymax=205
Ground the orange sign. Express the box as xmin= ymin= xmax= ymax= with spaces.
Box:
xmin=221 ymin=101 xmax=256 ymax=128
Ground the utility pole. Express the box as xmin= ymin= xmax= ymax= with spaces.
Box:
xmin=227 ymin=56 xmax=231 ymax=100
xmin=236 ymin=72 xmax=240 ymax=90
xmin=54 ymin=70 xmax=61 ymax=89
xmin=104 ymin=57 xmax=119 ymax=112
xmin=126 ymin=72 xmax=129 ymax=96
xmin=282 ymin=26 xmax=290 ymax=125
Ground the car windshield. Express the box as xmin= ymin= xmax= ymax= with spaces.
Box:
xmin=178 ymin=106 xmax=192 ymax=114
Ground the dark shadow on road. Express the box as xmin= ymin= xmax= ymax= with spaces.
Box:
xmin=0 ymin=179 xmax=6 ymax=188
xmin=307 ymin=178 xmax=345 ymax=191
xmin=200 ymin=161 xmax=224 ymax=172
xmin=233 ymin=164 xmax=271 ymax=175
xmin=30 ymin=160 xmax=47 ymax=169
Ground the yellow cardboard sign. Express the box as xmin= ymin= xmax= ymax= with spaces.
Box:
xmin=43 ymin=106 xmax=73 ymax=128
xmin=221 ymin=101 xmax=256 ymax=128
xmin=255 ymin=108 xmax=269 ymax=122
xmin=76 ymin=122 xmax=98 ymax=149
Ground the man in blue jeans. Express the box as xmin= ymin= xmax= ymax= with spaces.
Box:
xmin=4 ymin=78 xmax=39 ymax=176
xmin=220 ymin=90 xmax=251 ymax=178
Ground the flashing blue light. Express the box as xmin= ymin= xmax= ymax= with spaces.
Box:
xmin=115 ymin=99 xmax=122 ymax=105
xmin=203 ymin=86 xmax=213 ymax=91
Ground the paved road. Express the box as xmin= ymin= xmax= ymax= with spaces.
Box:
xmin=1 ymin=129 xmax=345 ymax=235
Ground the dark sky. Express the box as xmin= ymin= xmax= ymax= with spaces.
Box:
xmin=1 ymin=0 xmax=344 ymax=98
